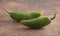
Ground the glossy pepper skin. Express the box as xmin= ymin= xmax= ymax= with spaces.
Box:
xmin=10 ymin=12 xmax=41 ymax=21
xmin=20 ymin=14 xmax=56 ymax=29
xmin=3 ymin=8 xmax=42 ymax=21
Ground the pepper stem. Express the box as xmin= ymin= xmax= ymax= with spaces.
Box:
xmin=51 ymin=14 xmax=56 ymax=20
xmin=3 ymin=8 xmax=10 ymax=14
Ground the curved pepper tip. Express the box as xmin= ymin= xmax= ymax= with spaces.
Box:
xmin=51 ymin=13 xmax=56 ymax=20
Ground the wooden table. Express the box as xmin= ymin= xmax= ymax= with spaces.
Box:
xmin=0 ymin=0 xmax=60 ymax=36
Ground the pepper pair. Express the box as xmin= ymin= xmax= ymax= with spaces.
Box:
xmin=3 ymin=8 xmax=56 ymax=29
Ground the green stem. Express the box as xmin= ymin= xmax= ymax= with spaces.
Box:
xmin=51 ymin=14 xmax=56 ymax=20
xmin=3 ymin=8 xmax=10 ymax=14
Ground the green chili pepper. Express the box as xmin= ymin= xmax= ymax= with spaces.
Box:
xmin=3 ymin=8 xmax=42 ymax=21
xmin=20 ymin=14 xmax=56 ymax=29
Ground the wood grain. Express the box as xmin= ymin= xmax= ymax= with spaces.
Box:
xmin=0 ymin=0 xmax=60 ymax=36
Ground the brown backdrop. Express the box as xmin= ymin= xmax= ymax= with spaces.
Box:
xmin=0 ymin=0 xmax=60 ymax=36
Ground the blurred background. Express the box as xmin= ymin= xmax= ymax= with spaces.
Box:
xmin=0 ymin=0 xmax=60 ymax=36
xmin=0 ymin=0 xmax=60 ymax=15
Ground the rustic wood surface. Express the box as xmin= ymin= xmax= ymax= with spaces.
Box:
xmin=0 ymin=0 xmax=60 ymax=36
